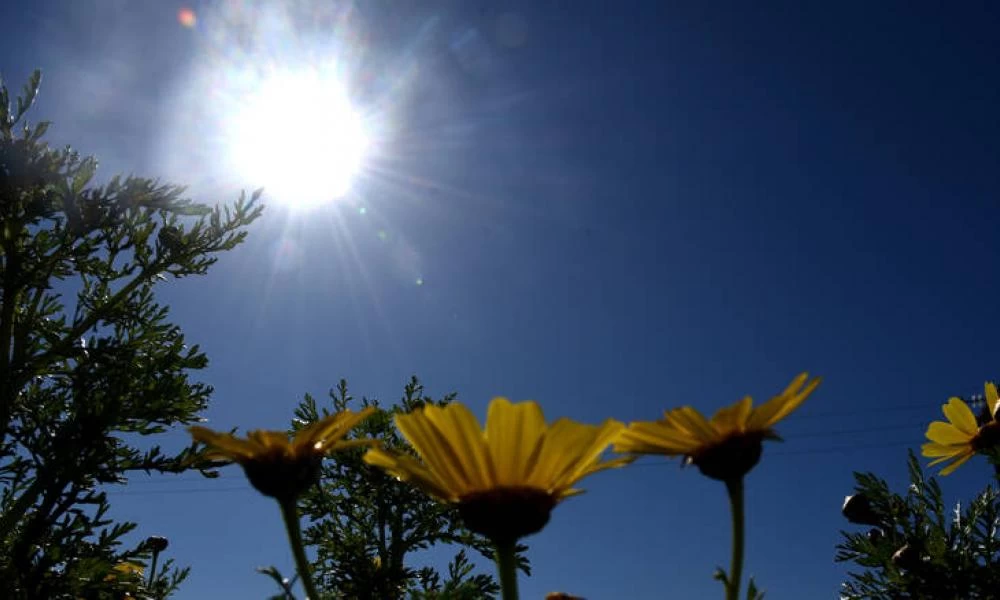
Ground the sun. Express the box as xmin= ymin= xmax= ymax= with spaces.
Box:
xmin=226 ymin=67 xmax=369 ymax=209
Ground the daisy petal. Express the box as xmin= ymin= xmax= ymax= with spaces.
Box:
xmin=363 ymin=447 xmax=454 ymax=501
xmin=396 ymin=406 xmax=470 ymax=492
xmin=486 ymin=398 xmax=546 ymax=485
xmin=938 ymin=450 xmax=974 ymax=476
xmin=748 ymin=374 xmax=820 ymax=430
xmin=552 ymin=419 xmax=626 ymax=489
xmin=189 ymin=427 xmax=255 ymax=462
xmin=531 ymin=419 xmax=601 ymax=488
xmin=985 ymin=382 xmax=999 ymax=420
xmin=926 ymin=421 xmax=974 ymax=445
xmin=921 ymin=442 xmax=965 ymax=458
xmin=426 ymin=402 xmax=493 ymax=489
xmin=942 ymin=397 xmax=978 ymax=436
xmin=710 ymin=396 xmax=753 ymax=434
xmin=614 ymin=422 xmax=696 ymax=455
xmin=668 ymin=407 xmax=719 ymax=443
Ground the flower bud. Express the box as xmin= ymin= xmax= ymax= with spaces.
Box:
xmin=866 ymin=528 xmax=884 ymax=544
xmin=144 ymin=535 xmax=169 ymax=553
xmin=842 ymin=493 xmax=881 ymax=526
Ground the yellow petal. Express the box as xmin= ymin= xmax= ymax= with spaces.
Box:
xmin=554 ymin=487 xmax=586 ymax=500
xmin=396 ymin=407 xmax=470 ymax=493
xmin=710 ymin=396 xmax=753 ymax=435
xmin=425 ymin=402 xmax=493 ymax=489
xmin=921 ymin=442 xmax=965 ymax=458
xmin=926 ymin=454 xmax=953 ymax=467
xmin=747 ymin=374 xmax=820 ymax=430
xmin=189 ymin=427 xmax=255 ymax=462
xmin=925 ymin=421 xmax=973 ymax=445
xmin=614 ymin=422 xmax=697 ymax=455
xmin=780 ymin=372 xmax=811 ymax=397
xmin=746 ymin=395 xmax=781 ymax=431
xmin=247 ymin=430 xmax=291 ymax=456
xmin=778 ymin=375 xmax=821 ymax=418
xmin=985 ymin=382 xmax=999 ymax=420
xmin=302 ymin=407 xmax=375 ymax=449
xmin=668 ymin=407 xmax=718 ymax=443
xmin=530 ymin=418 xmax=599 ymax=489
xmin=644 ymin=416 xmax=701 ymax=446
xmin=549 ymin=419 xmax=625 ymax=490
xmin=942 ymin=397 xmax=978 ymax=436
xmin=937 ymin=450 xmax=974 ymax=476
xmin=363 ymin=448 xmax=454 ymax=501
xmin=569 ymin=453 xmax=635 ymax=482
xmin=485 ymin=398 xmax=546 ymax=486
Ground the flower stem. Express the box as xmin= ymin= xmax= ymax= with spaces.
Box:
xmin=148 ymin=548 xmax=159 ymax=590
xmin=725 ymin=477 xmax=745 ymax=600
xmin=494 ymin=540 xmax=520 ymax=600
xmin=279 ymin=498 xmax=320 ymax=600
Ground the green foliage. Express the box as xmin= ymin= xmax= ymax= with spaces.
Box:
xmin=0 ymin=70 xmax=262 ymax=598
xmin=286 ymin=377 xmax=527 ymax=599
xmin=409 ymin=549 xmax=499 ymax=599
xmin=836 ymin=451 xmax=1000 ymax=599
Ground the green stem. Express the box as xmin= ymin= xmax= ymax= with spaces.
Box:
xmin=725 ymin=477 xmax=745 ymax=600
xmin=279 ymin=498 xmax=320 ymax=600
xmin=494 ymin=540 xmax=519 ymax=600
xmin=148 ymin=549 xmax=160 ymax=591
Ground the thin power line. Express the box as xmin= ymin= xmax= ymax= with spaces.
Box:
xmin=770 ymin=439 xmax=916 ymax=456
xmin=120 ymin=475 xmax=243 ymax=486
xmin=626 ymin=439 xmax=918 ymax=467
xmin=106 ymin=485 xmax=250 ymax=496
xmin=788 ymin=423 xmax=926 ymax=438
xmin=786 ymin=404 xmax=936 ymax=420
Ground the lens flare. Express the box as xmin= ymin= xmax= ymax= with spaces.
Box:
xmin=177 ymin=7 xmax=197 ymax=28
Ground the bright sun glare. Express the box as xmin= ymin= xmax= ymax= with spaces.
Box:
xmin=227 ymin=68 xmax=368 ymax=208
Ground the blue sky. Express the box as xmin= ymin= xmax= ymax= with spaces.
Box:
xmin=3 ymin=1 xmax=999 ymax=598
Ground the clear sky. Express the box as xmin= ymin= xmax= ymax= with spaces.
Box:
xmin=3 ymin=1 xmax=999 ymax=598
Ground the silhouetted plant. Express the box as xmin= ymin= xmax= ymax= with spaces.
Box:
xmin=0 ymin=69 xmax=262 ymax=598
xmin=837 ymin=451 xmax=1000 ymax=599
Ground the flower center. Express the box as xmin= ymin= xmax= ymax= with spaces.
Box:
xmin=691 ymin=432 xmax=766 ymax=481
xmin=457 ymin=486 xmax=558 ymax=544
xmin=972 ymin=421 xmax=1000 ymax=452
xmin=242 ymin=452 xmax=323 ymax=502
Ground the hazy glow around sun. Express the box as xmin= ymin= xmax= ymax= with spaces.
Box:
xmin=226 ymin=68 xmax=368 ymax=208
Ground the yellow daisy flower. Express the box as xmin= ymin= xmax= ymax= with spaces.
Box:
xmin=363 ymin=397 xmax=629 ymax=544
xmin=922 ymin=382 xmax=1000 ymax=475
xmin=189 ymin=407 xmax=375 ymax=501
xmin=615 ymin=373 xmax=821 ymax=480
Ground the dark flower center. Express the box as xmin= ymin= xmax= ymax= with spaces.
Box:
xmin=691 ymin=432 xmax=766 ymax=481
xmin=457 ymin=487 xmax=558 ymax=545
xmin=242 ymin=451 xmax=323 ymax=502
xmin=972 ymin=421 xmax=1000 ymax=452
